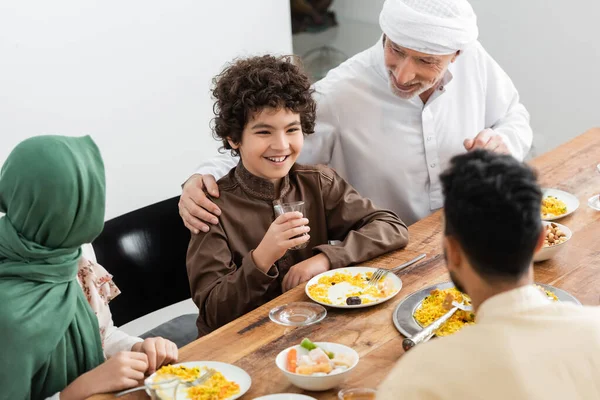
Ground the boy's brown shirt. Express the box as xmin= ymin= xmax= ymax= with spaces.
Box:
xmin=186 ymin=162 xmax=409 ymax=336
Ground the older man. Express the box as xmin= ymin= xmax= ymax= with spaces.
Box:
xmin=377 ymin=150 xmax=600 ymax=399
xmin=179 ymin=0 xmax=532 ymax=232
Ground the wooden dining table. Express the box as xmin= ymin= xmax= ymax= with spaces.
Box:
xmin=94 ymin=128 xmax=600 ymax=400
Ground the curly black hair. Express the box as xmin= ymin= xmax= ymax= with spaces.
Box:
xmin=440 ymin=150 xmax=543 ymax=281
xmin=211 ymin=55 xmax=316 ymax=156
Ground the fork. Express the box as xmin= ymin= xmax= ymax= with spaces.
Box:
xmin=367 ymin=253 xmax=426 ymax=287
xmin=115 ymin=368 xmax=216 ymax=397
xmin=402 ymin=299 xmax=473 ymax=351
xmin=180 ymin=368 xmax=216 ymax=388
xmin=115 ymin=378 xmax=179 ymax=398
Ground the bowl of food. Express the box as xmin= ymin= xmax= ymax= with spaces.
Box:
xmin=275 ymin=338 xmax=359 ymax=391
xmin=533 ymin=221 xmax=572 ymax=262
xmin=540 ymin=188 xmax=579 ymax=220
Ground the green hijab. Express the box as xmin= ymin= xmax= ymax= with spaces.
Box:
xmin=0 ymin=135 xmax=106 ymax=399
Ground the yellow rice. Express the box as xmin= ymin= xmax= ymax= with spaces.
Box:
xmin=541 ymin=196 xmax=567 ymax=218
xmin=539 ymin=285 xmax=559 ymax=301
xmin=307 ymin=271 xmax=392 ymax=305
xmin=155 ymin=365 xmax=201 ymax=382
xmin=414 ymin=286 xmax=559 ymax=337
xmin=186 ymin=372 xmax=240 ymax=400
xmin=413 ymin=288 xmax=475 ymax=336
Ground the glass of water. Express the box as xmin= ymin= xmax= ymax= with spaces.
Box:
xmin=146 ymin=378 xmax=181 ymax=400
xmin=273 ymin=200 xmax=309 ymax=250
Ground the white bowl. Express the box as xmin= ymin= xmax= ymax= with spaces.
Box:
xmin=275 ymin=342 xmax=359 ymax=391
xmin=534 ymin=221 xmax=572 ymax=262
xmin=541 ymin=188 xmax=580 ymax=221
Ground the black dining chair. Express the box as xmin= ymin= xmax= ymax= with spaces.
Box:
xmin=92 ymin=196 xmax=197 ymax=346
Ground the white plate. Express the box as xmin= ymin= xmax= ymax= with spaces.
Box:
xmin=305 ymin=266 xmax=402 ymax=309
xmin=145 ymin=361 xmax=251 ymax=400
xmin=541 ymin=188 xmax=579 ymax=220
xmin=254 ymin=395 xmax=317 ymax=400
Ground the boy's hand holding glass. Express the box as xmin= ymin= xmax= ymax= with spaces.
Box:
xmin=252 ymin=212 xmax=310 ymax=271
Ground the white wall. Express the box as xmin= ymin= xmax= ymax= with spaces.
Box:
xmin=320 ymin=0 xmax=600 ymax=155
xmin=0 ymin=0 xmax=292 ymax=220
xmin=470 ymin=0 xmax=600 ymax=154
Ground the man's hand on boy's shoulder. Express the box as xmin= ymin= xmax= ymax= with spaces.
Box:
xmin=282 ymin=254 xmax=331 ymax=292
xmin=179 ymin=173 xmax=221 ymax=234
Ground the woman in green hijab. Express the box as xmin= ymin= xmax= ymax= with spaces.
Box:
xmin=0 ymin=135 xmax=173 ymax=399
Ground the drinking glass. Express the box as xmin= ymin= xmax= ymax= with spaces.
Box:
xmin=337 ymin=388 xmax=377 ymax=400
xmin=273 ymin=200 xmax=309 ymax=250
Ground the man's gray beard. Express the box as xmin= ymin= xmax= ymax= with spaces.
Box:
xmin=388 ymin=79 xmax=434 ymax=100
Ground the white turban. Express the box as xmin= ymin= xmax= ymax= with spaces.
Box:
xmin=379 ymin=0 xmax=479 ymax=55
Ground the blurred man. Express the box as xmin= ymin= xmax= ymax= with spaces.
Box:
xmin=378 ymin=150 xmax=600 ymax=400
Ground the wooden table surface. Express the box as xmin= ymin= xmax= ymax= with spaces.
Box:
xmin=93 ymin=128 xmax=600 ymax=400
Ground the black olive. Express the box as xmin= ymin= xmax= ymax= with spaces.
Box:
xmin=346 ymin=296 xmax=362 ymax=305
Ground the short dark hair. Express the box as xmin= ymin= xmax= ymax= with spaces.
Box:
xmin=440 ymin=150 xmax=542 ymax=281
xmin=211 ymin=55 xmax=316 ymax=156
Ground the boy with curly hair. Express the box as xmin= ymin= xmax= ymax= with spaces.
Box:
xmin=186 ymin=55 xmax=409 ymax=336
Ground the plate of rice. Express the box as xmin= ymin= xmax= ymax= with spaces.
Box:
xmin=305 ymin=267 xmax=402 ymax=309
xmin=393 ymin=281 xmax=580 ymax=338
xmin=146 ymin=361 xmax=251 ymax=400
xmin=541 ymin=188 xmax=579 ymax=220
xmin=413 ymin=287 xmax=476 ymax=336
